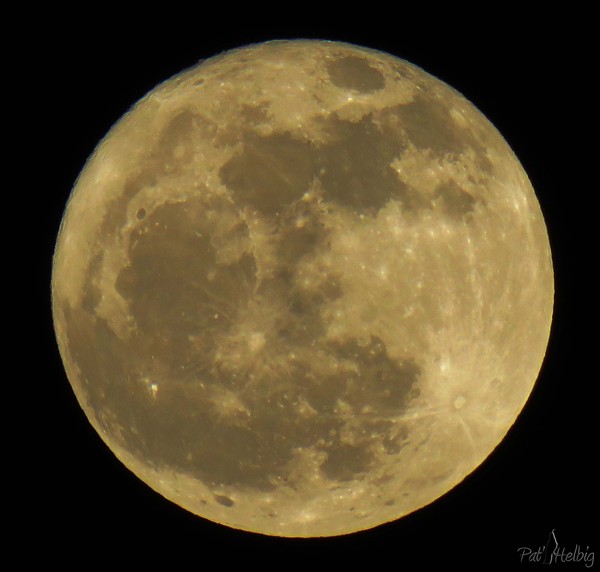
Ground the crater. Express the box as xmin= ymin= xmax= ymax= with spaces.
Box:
xmin=214 ymin=494 xmax=234 ymax=507
xmin=326 ymin=56 xmax=385 ymax=93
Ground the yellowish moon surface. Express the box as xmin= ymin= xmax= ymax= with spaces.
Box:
xmin=52 ymin=40 xmax=553 ymax=537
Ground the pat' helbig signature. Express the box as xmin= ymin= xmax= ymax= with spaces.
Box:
xmin=518 ymin=530 xmax=595 ymax=567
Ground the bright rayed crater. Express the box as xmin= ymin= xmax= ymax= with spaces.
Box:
xmin=52 ymin=40 xmax=553 ymax=537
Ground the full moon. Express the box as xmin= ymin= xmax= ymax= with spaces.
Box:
xmin=52 ymin=40 xmax=553 ymax=537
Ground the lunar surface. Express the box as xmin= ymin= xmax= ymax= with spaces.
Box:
xmin=52 ymin=40 xmax=553 ymax=537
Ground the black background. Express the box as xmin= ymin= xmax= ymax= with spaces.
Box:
xmin=24 ymin=6 xmax=594 ymax=568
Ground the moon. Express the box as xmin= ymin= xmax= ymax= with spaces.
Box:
xmin=51 ymin=39 xmax=553 ymax=537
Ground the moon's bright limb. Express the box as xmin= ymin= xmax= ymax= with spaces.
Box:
xmin=51 ymin=40 xmax=553 ymax=537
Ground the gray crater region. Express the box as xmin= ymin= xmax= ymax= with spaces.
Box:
xmin=52 ymin=40 xmax=553 ymax=537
